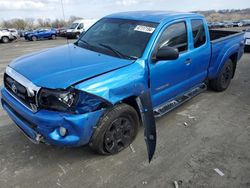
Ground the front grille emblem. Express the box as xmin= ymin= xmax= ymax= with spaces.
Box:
xmin=11 ymin=83 xmax=17 ymax=94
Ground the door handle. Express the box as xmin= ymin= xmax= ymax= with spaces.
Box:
xmin=184 ymin=58 xmax=192 ymax=65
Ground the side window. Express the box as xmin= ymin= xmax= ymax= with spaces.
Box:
xmin=191 ymin=19 xmax=206 ymax=48
xmin=157 ymin=22 xmax=188 ymax=52
xmin=78 ymin=23 xmax=84 ymax=29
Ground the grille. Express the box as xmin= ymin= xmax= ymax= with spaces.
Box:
xmin=4 ymin=73 xmax=38 ymax=111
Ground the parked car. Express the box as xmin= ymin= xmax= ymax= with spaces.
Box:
xmin=212 ymin=22 xmax=225 ymax=28
xmin=57 ymin=27 xmax=67 ymax=37
xmin=244 ymin=28 xmax=250 ymax=51
xmin=241 ymin=20 xmax=250 ymax=26
xmin=66 ymin=19 xmax=98 ymax=39
xmin=8 ymin=29 xmax=20 ymax=39
xmin=232 ymin=21 xmax=243 ymax=27
xmin=0 ymin=11 xmax=245 ymax=161
xmin=25 ymin=28 xmax=57 ymax=41
xmin=0 ymin=29 xmax=15 ymax=43
xmin=18 ymin=30 xmax=26 ymax=37
xmin=223 ymin=21 xmax=234 ymax=28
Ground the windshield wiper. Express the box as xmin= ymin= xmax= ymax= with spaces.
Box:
xmin=75 ymin=39 xmax=92 ymax=48
xmin=98 ymin=43 xmax=136 ymax=60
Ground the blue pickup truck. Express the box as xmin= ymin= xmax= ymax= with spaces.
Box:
xmin=1 ymin=11 xmax=245 ymax=161
xmin=24 ymin=28 xmax=57 ymax=41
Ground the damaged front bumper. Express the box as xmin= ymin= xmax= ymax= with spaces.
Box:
xmin=1 ymin=87 xmax=105 ymax=146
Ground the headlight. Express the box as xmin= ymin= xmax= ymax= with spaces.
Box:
xmin=38 ymin=88 xmax=110 ymax=114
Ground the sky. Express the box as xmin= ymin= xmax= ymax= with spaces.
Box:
xmin=0 ymin=0 xmax=249 ymax=20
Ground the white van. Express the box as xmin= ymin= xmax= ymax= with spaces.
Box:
xmin=66 ymin=19 xmax=98 ymax=39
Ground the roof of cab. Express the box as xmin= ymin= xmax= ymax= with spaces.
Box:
xmin=105 ymin=11 xmax=203 ymax=23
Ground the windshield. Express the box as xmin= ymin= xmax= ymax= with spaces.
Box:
xmin=69 ymin=23 xmax=79 ymax=29
xmin=75 ymin=18 xmax=158 ymax=59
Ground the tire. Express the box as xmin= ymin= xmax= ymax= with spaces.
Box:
xmin=76 ymin=33 xmax=80 ymax=39
xmin=89 ymin=103 xmax=139 ymax=155
xmin=210 ymin=59 xmax=234 ymax=91
xmin=31 ymin=36 xmax=37 ymax=41
xmin=51 ymin=34 xmax=56 ymax=40
xmin=1 ymin=36 xmax=9 ymax=43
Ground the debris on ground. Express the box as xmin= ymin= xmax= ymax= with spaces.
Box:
xmin=129 ymin=144 xmax=136 ymax=153
xmin=214 ymin=168 xmax=225 ymax=176
xmin=173 ymin=180 xmax=183 ymax=188
xmin=173 ymin=181 xmax=179 ymax=188
xmin=183 ymin=122 xmax=188 ymax=127
xmin=142 ymin=181 xmax=148 ymax=185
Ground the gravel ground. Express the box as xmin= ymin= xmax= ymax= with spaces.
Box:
xmin=0 ymin=37 xmax=249 ymax=188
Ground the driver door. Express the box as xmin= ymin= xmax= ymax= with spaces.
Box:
xmin=150 ymin=20 xmax=192 ymax=107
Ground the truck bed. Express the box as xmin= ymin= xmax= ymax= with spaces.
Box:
xmin=209 ymin=30 xmax=240 ymax=42
xmin=208 ymin=29 xmax=245 ymax=79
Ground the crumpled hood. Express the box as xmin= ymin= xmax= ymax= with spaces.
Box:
xmin=9 ymin=44 xmax=134 ymax=89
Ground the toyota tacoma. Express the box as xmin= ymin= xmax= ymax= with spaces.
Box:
xmin=1 ymin=11 xmax=245 ymax=161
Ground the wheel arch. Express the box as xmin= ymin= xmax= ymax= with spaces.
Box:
xmin=120 ymin=96 xmax=142 ymax=124
xmin=229 ymin=52 xmax=238 ymax=78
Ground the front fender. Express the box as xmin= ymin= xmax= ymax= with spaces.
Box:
xmin=74 ymin=59 xmax=157 ymax=162
xmin=74 ymin=60 xmax=148 ymax=104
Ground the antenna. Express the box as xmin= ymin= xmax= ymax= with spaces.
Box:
xmin=60 ymin=0 xmax=69 ymax=45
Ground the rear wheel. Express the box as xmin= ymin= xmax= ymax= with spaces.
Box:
xmin=51 ymin=34 xmax=56 ymax=40
xmin=1 ymin=36 xmax=9 ymax=43
xmin=31 ymin=36 xmax=37 ymax=41
xmin=210 ymin=59 xmax=234 ymax=91
xmin=89 ymin=103 xmax=139 ymax=155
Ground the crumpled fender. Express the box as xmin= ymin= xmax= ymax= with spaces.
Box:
xmin=74 ymin=60 xmax=148 ymax=104
xmin=74 ymin=59 xmax=156 ymax=162
xmin=136 ymin=91 xmax=156 ymax=162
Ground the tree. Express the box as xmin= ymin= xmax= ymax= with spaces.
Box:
xmin=68 ymin=16 xmax=83 ymax=24
xmin=25 ymin=18 xmax=35 ymax=29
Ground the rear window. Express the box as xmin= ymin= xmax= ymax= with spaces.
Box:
xmin=191 ymin=19 xmax=206 ymax=48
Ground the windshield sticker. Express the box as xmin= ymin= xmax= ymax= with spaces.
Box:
xmin=134 ymin=25 xmax=155 ymax=33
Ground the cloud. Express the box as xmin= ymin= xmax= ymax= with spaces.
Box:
xmin=0 ymin=0 xmax=47 ymax=11
xmin=115 ymin=0 xmax=153 ymax=6
xmin=116 ymin=0 xmax=139 ymax=6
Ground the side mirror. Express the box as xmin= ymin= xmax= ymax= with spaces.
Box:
xmin=156 ymin=46 xmax=179 ymax=61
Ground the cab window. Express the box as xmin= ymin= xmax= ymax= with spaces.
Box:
xmin=78 ymin=23 xmax=84 ymax=29
xmin=157 ymin=22 xmax=188 ymax=52
xmin=191 ymin=19 xmax=206 ymax=48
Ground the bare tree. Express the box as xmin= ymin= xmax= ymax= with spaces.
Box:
xmin=68 ymin=16 xmax=83 ymax=24
xmin=25 ymin=18 xmax=35 ymax=29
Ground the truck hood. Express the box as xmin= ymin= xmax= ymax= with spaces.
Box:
xmin=9 ymin=44 xmax=134 ymax=89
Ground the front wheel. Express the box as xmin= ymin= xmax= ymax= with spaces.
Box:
xmin=1 ymin=36 xmax=9 ymax=43
xmin=76 ymin=33 xmax=80 ymax=39
xmin=89 ymin=103 xmax=139 ymax=155
xmin=210 ymin=59 xmax=234 ymax=91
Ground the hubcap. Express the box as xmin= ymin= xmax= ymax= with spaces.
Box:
xmin=221 ymin=64 xmax=232 ymax=86
xmin=104 ymin=117 xmax=133 ymax=153
xmin=3 ymin=37 xmax=8 ymax=43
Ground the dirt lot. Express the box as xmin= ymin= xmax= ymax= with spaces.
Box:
xmin=0 ymin=38 xmax=250 ymax=188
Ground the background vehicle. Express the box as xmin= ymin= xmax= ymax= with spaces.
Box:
xmin=241 ymin=19 xmax=250 ymax=26
xmin=0 ymin=11 xmax=245 ymax=161
xmin=8 ymin=29 xmax=20 ymax=40
xmin=56 ymin=27 xmax=67 ymax=37
xmin=223 ymin=21 xmax=234 ymax=28
xmin=66 ymin=19 xmax=98 ymax=39
xmin=232 ymin=21 xmax=243 ymax=27
xmin=244 ymin=28 xmax=250 ymax=51
xmin=212 ymin=22 xmax=225 ymax=28
xmin=25 ymin=28 xmax=57 ymax=41
xmin=0 ymin=29 xmax=15 ymax=43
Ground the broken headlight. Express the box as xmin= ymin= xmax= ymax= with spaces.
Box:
xmin=38 ymin=88 xmax=110 ymax=114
